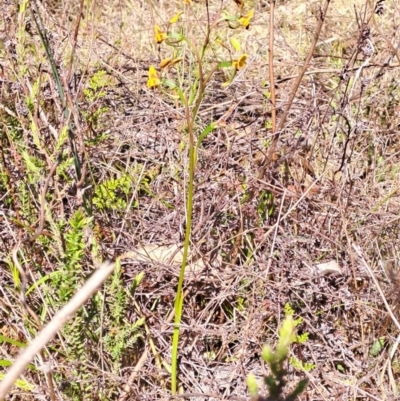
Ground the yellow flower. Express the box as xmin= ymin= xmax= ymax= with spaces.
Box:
xmin=147 ymin=65 xmax=161 ymax=88
xmin=239 ymin=9 xmax=254 ymax=29
xmin=232 ymin=54 xmax=247 ymax=70
xmin=154 ymin=25 xmax=167 ymax=44
xmin=170 ymin=11 xmax=183 ymax=24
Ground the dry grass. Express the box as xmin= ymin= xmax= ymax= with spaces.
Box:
xmin=1 ymin=0 xmax=400 ymax=400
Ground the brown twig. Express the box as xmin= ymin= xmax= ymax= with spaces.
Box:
xmin=268 ymin=0 xmax=276 ymax=135
xmin=277 ymin=0 xmax=331 ymax=132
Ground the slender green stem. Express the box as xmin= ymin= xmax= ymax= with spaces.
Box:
xmin=171 ymin=2 xmax=211 ymax=393
xmin=171 ymin=98 xmax=196 ymax=394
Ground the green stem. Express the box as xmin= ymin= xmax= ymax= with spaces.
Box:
xmin=171 ymin=3 xmax=211 ymax=392
xmin=171 ymin=103 xmax=196 ymax=394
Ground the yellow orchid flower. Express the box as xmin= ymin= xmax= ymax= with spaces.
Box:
xmin=154 ymin=25 xmax=167 ymax=44
xmin=232 ymin=54 xmax=247 ymax=70
xmin=147 ymin=65 xmax=161 ymax=88
xmin=239 ymin=9 xmax=254 ymax=29
xmin=170 ymin=11 xmax=183 ymax=24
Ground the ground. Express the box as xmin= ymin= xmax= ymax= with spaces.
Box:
xmin=1 ymin=0 xmax=400 ymax=400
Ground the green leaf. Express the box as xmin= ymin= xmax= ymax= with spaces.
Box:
xmin=246 ymin=373 xmax=258 ymax=397
xmin=167 ymin=31 xmax=184 ymax=44
xmin=369 ymin=337 xmax=385 ymax=357
xmin=26 ymin=271 xmax=61 ymax=296
xmin=0 ymin=373 xmax=35 ymax=391
xmin=277 ymin=316 xmax=295 ymax=361
xmin=222 ymin=10 xmax=239 ymax=21
xmin=217 ymin=61 xmax=233 ymax=69
xmin=230 ymin=37 xmax=241 ymax=52
xmin=336 ymin=363 xmax=345 ymax=372
xmin=162 ymin=78 xmax=177 ymax=89
xmin=0 ymin=336 xmax=26 ymax=348
xmin=130 ymin=272 xmax=144 ymax=295
xmin=55 ymin=125 xmax=69 ymax=152
xmin=197 ymin=122 xmax=216 ymax=148
xmin=262 ymin=345 xmax=274 ymax=364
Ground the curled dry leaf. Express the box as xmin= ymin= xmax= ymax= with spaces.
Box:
xmin=121 ymin=244 xmax=206 ymax=274
xmin=315 ymin=260 xmax=342 ymax=276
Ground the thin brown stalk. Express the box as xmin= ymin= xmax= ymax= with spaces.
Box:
xmin=277 ymin=0 xmax=331 ymax=132
xmin=268 ymin=0 xmax=276 ymax=135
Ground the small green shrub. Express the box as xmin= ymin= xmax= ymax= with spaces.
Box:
xmin=93 ymin=174 xmax=133 ymax=211
xmin=247 ymin=316 xmax=308 ymax=401
xmin=284 ymin=303 xmax=316 ymax=373
xmin=103 ymin=261 xmax=145 ymax=369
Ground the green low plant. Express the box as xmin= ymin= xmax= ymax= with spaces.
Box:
xmin=93 ymin=174 xmax=133 ymax=211
xmin=103 ymin=260 xmax=145 ymax=370
xmin=83 ymin=70 xmax=112 ymax=129
xmin=284 ymin=303 xmax=316 ymax=373
xmin=247 ymin=316 xmax=308 ymax=401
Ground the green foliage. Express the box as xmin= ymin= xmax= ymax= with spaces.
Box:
xmin=283 ymin=303 xmax=302 ymax=326
xmin=257 ymin=190 xmax=275 ymax=223
xmin=283 ymin=303 xmax=315 ymax=372
xmin=0 ymin=169 xmax=11 ymax=207
xmin=56 ymin=155 xmax=74 ymax=181
xmin=369 ymin=337 xmax=386 ymax=357
xmin=93 ymin=174 xmax=132 ymax=211
xmin=57 ymin=210 xmax=93 ymax=301
xmin=248 ymin=316 xmax=308 ymax=401
xmin=83 ymin=70 xmax=111 ymax=103
xmin=83 ymin=70 xmax=112 ymax=129
xmin=52 ymin=210 xmax=93 ymax=399
xmin=289 ymin=357 xmax=315 ymax=373
xmin=21 ymin=151 xmax=44 ymax=184
xmin=103 ymin=261 xmax=145 ymax=368
xmin=93 ymin=165 xmax=160 ymax=212
xmin=0 ymin=372 xmax=34 ymax=391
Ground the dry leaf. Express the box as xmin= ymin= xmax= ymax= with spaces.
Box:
xmin=315 ymin=260 xmax=342 ymax=275
xmin=121 ymin=244 xmax=206 ymax=274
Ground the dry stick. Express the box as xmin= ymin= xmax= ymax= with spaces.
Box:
xmin=352 ymin=244 xmax=400 ymax=333
xmin=261 ymin=0 xmax=331 ymax=177
xmin=277 ymin=0 xmax=330 ymax=133
xmin=65 ymin=0 xmax=85 ymax=83
xmin=0 ymin=261 xmax=115 ymax=401
xmin=268 ymin=0 xmax=276 ymax=134
xmin=368 ymin=0 xmax=400 ymax=66
xmin=355 ymin=243 xmax=400 ymax=393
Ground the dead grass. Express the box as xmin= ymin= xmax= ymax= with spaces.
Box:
xmin=1 ymin=0 xmax=400 ymax=400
